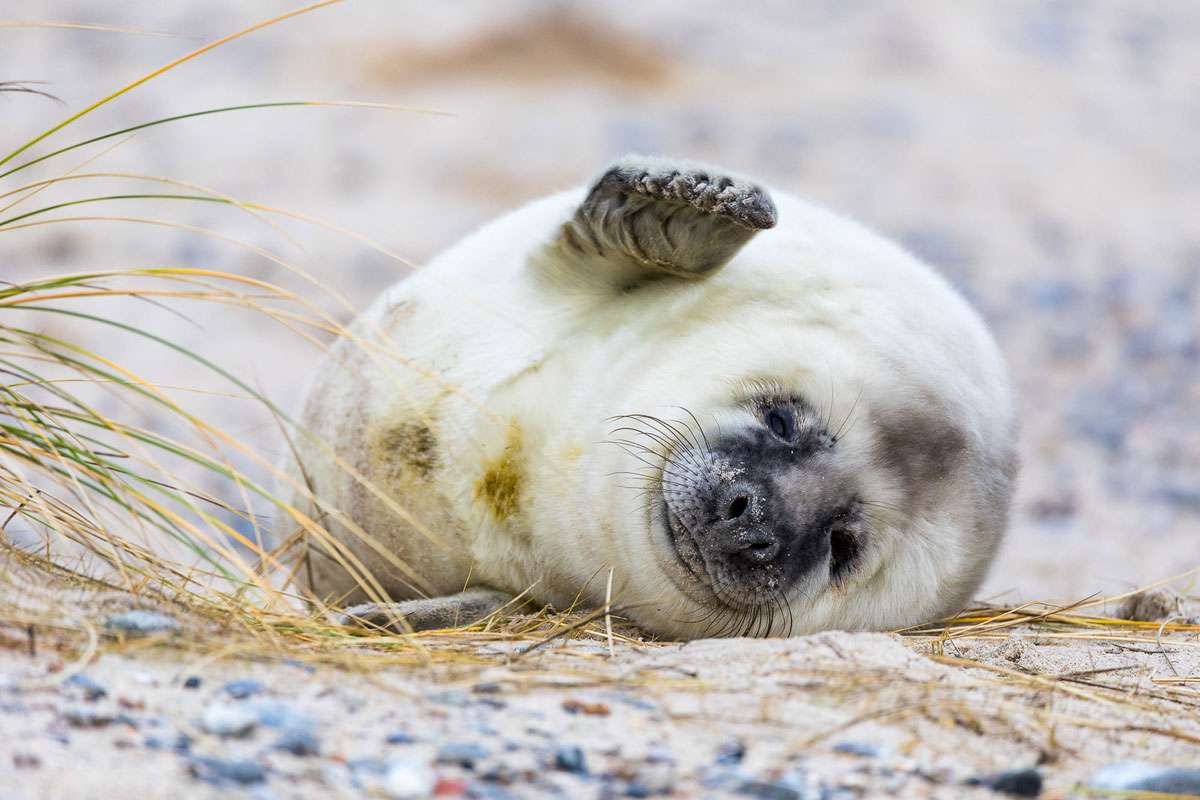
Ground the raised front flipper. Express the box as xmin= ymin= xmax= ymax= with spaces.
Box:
xmin=538 ymin=155 xmax=777 ymax=290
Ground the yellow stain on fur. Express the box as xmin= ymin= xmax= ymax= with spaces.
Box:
xmin=475 ymin=421 xmax=523 ymax=522
xmin=372 ymin=421 xmax=438 ymax=481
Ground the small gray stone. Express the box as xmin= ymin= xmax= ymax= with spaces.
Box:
xmin=64 ymin=674 xmax=107 ymax=701
xmin=833 ymin=740 xmax=880 ymax=758
xmin=629 ymin=759 xmax=674 ymax=796
xmin=273 ymin=727 xmax=320 ymax=756
xmin=200 ymin=702 xmax=258 ymax=737
xmin=472 ymin=681 xmax=503 ymax=694
xmin=1090 ymin=763 xmax=1200 ymax=796
xmin=385 ymin=731 xmax=418 ymax=745
xmin=104 ymin=610 xmax=180 ymax=636
xmin=554 ymin=745 xmax=587 ymax=775
xmin=736 ymin=781 xmax=800 ymax=800
xmin=436 ymin=741 xmax=489 ymax=769
xmin=188 ymin=756 xmax=267 ymax=786
xmin=967 ymin=768 xmax=1042 ymax=797
xmin=248 ymin=698 xmax=314 ymax=731
xmin=715 ymin=739 xmax=746 ymax=765
xmin=63 ymin=707 xmax=115 ymax=728
xmin=773 ymin=767 xmax=830 ymax=799
xmin=223 ymin=679 xmax=266 ymax=699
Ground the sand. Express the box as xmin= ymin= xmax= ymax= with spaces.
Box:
xmin=1 ymin=560 xmax=1198 ymax=799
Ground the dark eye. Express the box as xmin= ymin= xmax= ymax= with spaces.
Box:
xmin=765 ymin=408 xmax=794 ymax=440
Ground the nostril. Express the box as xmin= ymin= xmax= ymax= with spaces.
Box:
xmin=725 ymin=495 xmax=749 ymax=520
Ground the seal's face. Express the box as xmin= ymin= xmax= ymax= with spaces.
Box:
xmin=610 ymin=383 xmax=884 ymax=638
xmin=614 ymin=363 xmax=998 ymax=638
xmin=656 ymin=392 xmax=866 ymax=622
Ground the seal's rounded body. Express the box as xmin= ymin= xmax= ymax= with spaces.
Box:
xmin=289 ymin=157 xmax=1016 ymax=638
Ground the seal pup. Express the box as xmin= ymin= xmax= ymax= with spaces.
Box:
xmin=284 ymin=155 xmax=1017 ymax=639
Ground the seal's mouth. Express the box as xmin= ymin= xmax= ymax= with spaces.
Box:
xmin=660 ymin=490 xmax=868 ymax=607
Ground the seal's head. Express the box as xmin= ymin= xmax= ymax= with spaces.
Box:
xmin=535 ymin=157 xmax=1018 ymax=638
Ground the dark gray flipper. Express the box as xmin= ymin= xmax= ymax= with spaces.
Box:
xmin=335 ymin=588 xmax=513 ymax=632
xmin=540 ymin=155 xmax=777 ymax=290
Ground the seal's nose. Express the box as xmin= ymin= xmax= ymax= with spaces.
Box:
xmin=707 ymin=484 xmax=783 ymax=566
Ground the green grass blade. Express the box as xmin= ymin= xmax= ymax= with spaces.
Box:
xmin=0 ymin=0 xmax=343 ymax=169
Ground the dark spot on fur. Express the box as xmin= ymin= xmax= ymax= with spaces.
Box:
xmin=373 ymin=422 xmax=439 ymax=480
xmin=475 ymin=422 xmax=524 ymax=522
xmin=872 ymin=406 xmax=968 ymax=512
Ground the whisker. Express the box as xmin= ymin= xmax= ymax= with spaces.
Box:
xmin=834 ymin=383 xmax=865 ymax=442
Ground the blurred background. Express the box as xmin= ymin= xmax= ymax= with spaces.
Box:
xmin=4 ymin=1 xmax=1198 ymax=603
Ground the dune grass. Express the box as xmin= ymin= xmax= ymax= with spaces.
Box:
xmin=1 ymin=8 xmax=1197 ymax=740
xmin=0 ymin=4 xmax=643 ymax=669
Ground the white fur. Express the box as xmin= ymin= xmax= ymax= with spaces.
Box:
xmin=287 ymin=176 xmax=1016 ymax=639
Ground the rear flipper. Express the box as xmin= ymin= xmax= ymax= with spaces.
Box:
xmin=334 ymin=588 xmax=513 ymax=632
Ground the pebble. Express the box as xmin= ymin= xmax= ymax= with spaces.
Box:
xmin=436 ymin=741 xmax=490 ymax=769
xmin=248 ymin=698 xmax=314 ymax=731
xmin=426 ymin=689 xmax=474 ymax=707
xmin=554 ymin=745 xmax=587 ymax=775
xmin=774 ymin=767 xmax=831 ymax=799
xmin=384 ymin=758 xmax=437 ymax=799
xmin=200 ymin=702 xmax=258 ymax=737
xmin=103 ymin=610 xmax=180 ymax=636
xmin=63 ymin=707 xmax=116 ymax=728
xmin=715 ymin=739 xmax=746 ymax=765
xmin=64 ymin=674 xmax=108 ymax=701
xmin=614 ymin=695 xmax=658 ymax=711
xmin=1089 ymin=763 xmax=1200 ymax=796
xmin=562 ymin=698 xmax=610 ymax=716
xmin=182 ymin=676 xmax=202 ymax=689
xmin=272 ymin=727 xmax=320 ymax=756
xmin=966 ymin=768 xmax=1042 ymax=797
xmin=700 ymin=766 xmax=753 ymax=790
xmin=385 ymin=731 xmax=418 ymax=745
xmin=466 ymin=783 xmax=519 ymax=800
xmin=472 ymin=681 xmax=503 ymax=694
xmin=629 ymin=759 xmax=674 ymax=796
xmin=188 ymin=756 xmax=267 ymax=786
xmin=736 ymin=781 xmax=800 ymax=800
xmin=223 ymin=679 xmax=266 ymax=699
xmin=349 ymin=757 xmax=388 ymax=777
xmin=144 ymin=732 xmax=192 ymax=753
xmin=833 ymin=740 xmax=880 ymax=758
